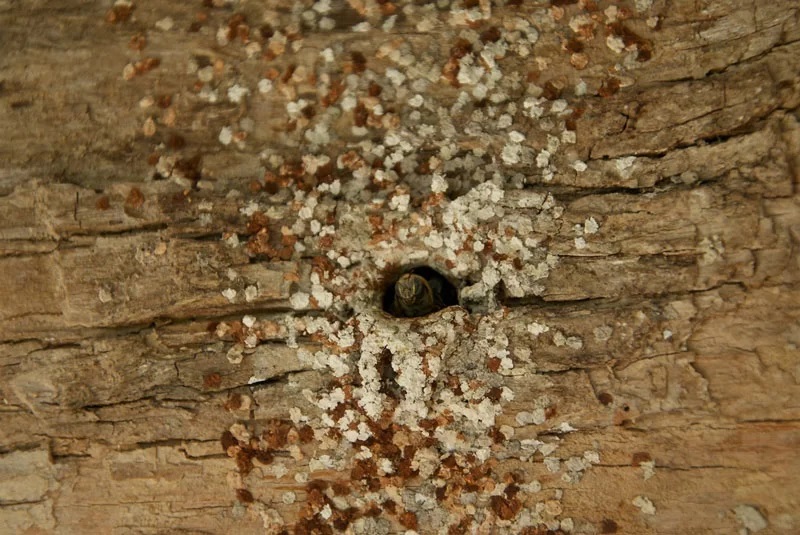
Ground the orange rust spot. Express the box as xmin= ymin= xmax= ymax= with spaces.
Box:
xmin=125 ymin=187 xmax=145 ymax=209
xmin=203 ymin=373 xmax=222 ymax=389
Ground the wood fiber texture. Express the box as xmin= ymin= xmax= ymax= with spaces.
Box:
xmin=1 ymin=1 xmax=798 ymax=534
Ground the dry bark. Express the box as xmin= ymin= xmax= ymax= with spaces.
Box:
xmin=1 ymin=1 xmax=799 ymax=534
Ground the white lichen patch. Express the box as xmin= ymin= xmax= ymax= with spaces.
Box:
xmin=641 ymin=460 xmax=656 ymax=480
xmin=528 ymin=322 xmax=550 ymax=336
xmin=633 ymin=495 xmax=657 ymax=515
xmin=733 ymin=505 xmax=768 ymax=533
xmin=221 ymin=288 xmax=237 ymax=302
xmin=289 ymin=292 xmax=310 ymax=310
xmin=227 ymin=84 xmax=250 ymax=103
xmin=516 ymin=409 xmax=546 ymax=426
xmin=218 ymin=126 xmax=233 ymax=146
xmin=154 ymin=16 xmax=174 ymax=31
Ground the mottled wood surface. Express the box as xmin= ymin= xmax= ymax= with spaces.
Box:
xmin=1 ymin=0 xmax=798 ymax=534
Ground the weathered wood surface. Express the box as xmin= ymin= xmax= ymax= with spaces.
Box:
xmin=1 ymin=0 xmax=799 ymax=533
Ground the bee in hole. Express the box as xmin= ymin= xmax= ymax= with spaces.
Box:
xmin=390 ymin=272 xmax=447 ymax=318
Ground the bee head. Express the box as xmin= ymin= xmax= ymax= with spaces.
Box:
xmin=395 ymin=273 xmax=429 ymax=305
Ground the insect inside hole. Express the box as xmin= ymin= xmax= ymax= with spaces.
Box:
xmin=386 ymin=267 xmax=456 ymax=318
